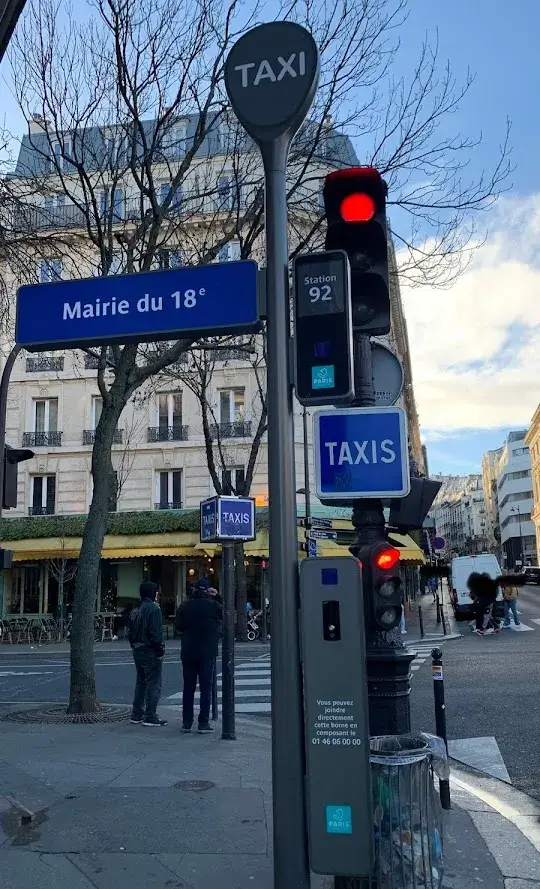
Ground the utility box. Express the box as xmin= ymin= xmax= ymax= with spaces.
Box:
xmin=300 ymin=556 xmax=374 ymax=877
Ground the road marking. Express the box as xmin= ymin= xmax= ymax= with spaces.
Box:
xmin=0 ymin=671 xmax=54 ymax=676
xmin=449 ymin=736 xmax=511 ymax=783
xmin=501 ymin=622 xmax=534 ymax=632
xmin=531 ymin=618 xmax=540 ymax=626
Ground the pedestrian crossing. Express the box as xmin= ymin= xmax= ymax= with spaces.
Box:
xmin=409 ymin=641 xmax=452 ymax=677
xmin=220 ymin=656 xmax=271 ymax=714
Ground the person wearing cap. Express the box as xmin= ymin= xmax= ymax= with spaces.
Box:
xmin=128 ymin=581 xmax=167 ymax=727
xmin=175 ymin=578 xmax=222 ymax=733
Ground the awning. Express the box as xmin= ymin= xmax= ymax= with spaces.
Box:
xmin=388 ymin=532 xmax=426 ymax=564
xmin=5 ymin=531 xmax=202 ymax=562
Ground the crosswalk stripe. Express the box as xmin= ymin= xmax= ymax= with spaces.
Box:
xmin=232 ymin=689 xmax=271 ymax=699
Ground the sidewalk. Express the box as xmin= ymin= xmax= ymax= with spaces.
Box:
xmin=0 ymin=638 xmax=270 ymax=657
xmin=0 ymin=701 xmax=538 ymax=888
xmin=404 ymin=583 xmax=462 ymax=644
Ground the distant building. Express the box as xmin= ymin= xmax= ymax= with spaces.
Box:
xmin=525 ymin=411 xmax=540 ymax=564
xmin=481 ymin=447 xmax=503 ymax=554
xmin=496 ymin=431 xmax=536 ymax=568
xmin=430 ymin=474 xmax=487 ymax=555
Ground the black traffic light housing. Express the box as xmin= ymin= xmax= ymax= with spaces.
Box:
xmin=323 ymin=166 xmax=390 ymax=335
xmin=355 ymin=540 xmax=402 ymax=631
xmin=3 ymin=444 xmax=34 ymax=509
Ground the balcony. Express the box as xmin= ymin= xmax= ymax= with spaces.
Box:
xmin=208 ymin=348 xmax=253 ymax=361
xmin=28 ymin=504 xmax=55 ymax=516
xmin=147 ymin=425 xmax=189 ymax=443
xmin=23 ymin=431 xmax=63 ymax=447
xmin=83 ymin=429 xmax=124 ymax=445
xmin=154 ymin=501 xmax=183 ymax=510
xmin=210 ymin=421 xmax=252 ymax=440
xmin=26 ymin=356 xmax=64 ymax=373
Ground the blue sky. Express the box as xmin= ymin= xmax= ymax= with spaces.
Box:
xmin=2 ymin=1 xmax=538 ymax=477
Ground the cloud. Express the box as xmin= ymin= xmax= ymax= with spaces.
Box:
xmin=400 ymin=194 xmax=540 ymax=434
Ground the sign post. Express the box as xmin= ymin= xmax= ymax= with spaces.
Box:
xmin=200 ymin=496 xmax=256 ymax=741
xmin=225 ymin=23 xmax=320 ymax=889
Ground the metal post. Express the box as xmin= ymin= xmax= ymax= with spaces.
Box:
xmin=261 ymin=566 xmax=268 ymax=642
xmin=337 ymin=335 xmax=415 ymax=889
xmin=0 ymin=344 xmax=22 ymax=519
xmin=303 ymin=406 xmax=311 ymax=523
xmin=431 ymin=648 xmax=451 ymax=810
xmin=221 ymin=543 xmax=236 ymax=740
xmin=436 ymin=594 xmax=441 ymax=624
xmin=418 ymin=605 xmax=425 ymax=640
xmin=262 ymin=137 xmax=310 ymax=889
xmin=211 ymin=657 xmax=218 ymax=721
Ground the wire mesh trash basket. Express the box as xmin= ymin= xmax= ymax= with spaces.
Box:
xmin=369 ymin=734 xmax=445 ymax=889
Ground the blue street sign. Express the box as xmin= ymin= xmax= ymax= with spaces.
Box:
xmin=433 ymin=536 xmax=446 ymax=551
xmin=16 ymin=261 xmax=260 ymax=351
xmin=218 ymin=496 xmax=256 ymax=540
xmin=308 ymin=537 xmax=317 ymax=557
xmin=200 ymin=497 xmax=218 ymax=542
xmin=314 ymin=406 xmax=410 ymax=500
xmin=200 ymin=495 xmax=256 ymax=542
xmin=309 ymin=529 xmax=337 ymax=540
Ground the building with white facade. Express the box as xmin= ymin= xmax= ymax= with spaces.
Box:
xmin=481 ymin=447 xmax=504 ymax=556
xmin=430 ymin=474 xmax=487 ymax=555
xmin=0 ymin=113 xmax=425 ymax=620
xmin=496 ymin=431 xmax=536 ymax=568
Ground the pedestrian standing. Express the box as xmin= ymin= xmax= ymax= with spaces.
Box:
xmin=175 ymin=579 xmax=222 ymax=734
xmin=129 ymin=582 xmax=167 ymax=727
xmin=502 ymin=582 xmax=521 ymax=628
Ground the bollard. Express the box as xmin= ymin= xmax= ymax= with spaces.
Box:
xmin=436 ymin=594 xmax=441 ymax=624
xmin=431 ymin=648 xmax=451 ymax=810
xmin=211 ymin=657 xmax=218 ymax=721
xmin=418 ymin=605 xmax=425 ymax=639
xmin=441 ymin=609 xmax=448 ymax=636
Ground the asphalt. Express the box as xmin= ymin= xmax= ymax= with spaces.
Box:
xmin=410 ymin=584 xmax=540 ymax=801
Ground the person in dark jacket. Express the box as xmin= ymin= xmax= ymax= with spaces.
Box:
xmin=467 ymin=572 xmax=525 ymax=635
xmin=129 ymin=582 xmax=167 ymax=726
xmin=175 ymin=580 xmax=222 ymax=733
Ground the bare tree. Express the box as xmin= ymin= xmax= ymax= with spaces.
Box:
xmin=46 ymin=537 xmax=78 ymax=633
xmin=1 ymin=0 xmax=509 ymax=712
xmin=162 ymin=336 xmax=267 ymax=638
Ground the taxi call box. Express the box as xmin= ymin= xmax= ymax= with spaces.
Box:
xmin=293 ymin=250 xmax=354 ymax=406
xmin=300 ymin=556 xmax=373 ymax=876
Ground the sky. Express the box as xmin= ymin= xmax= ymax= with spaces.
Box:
xmin=1 ymin=0 xmax=538 ymax=476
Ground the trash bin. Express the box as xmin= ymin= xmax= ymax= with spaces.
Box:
xmin=369 ymin=734 xmax=447 ymax=889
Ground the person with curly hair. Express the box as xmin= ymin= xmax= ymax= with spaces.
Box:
xmin=467 ymin=572 xmax=525 ymax=635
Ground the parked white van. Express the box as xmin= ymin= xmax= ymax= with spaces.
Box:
xmin=450 ymin=554 xmax=503 ymax=620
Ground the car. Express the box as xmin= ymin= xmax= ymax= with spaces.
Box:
xmin=522 ymin=566 xmax=540 ymax=585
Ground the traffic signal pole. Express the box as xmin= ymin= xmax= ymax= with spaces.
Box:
xmin=334 ymin=335 xmax=415 ymax=889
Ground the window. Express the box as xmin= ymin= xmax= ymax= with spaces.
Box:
xmin=218 ymin=241 xmax=241 ymax=263
xmin=156 ymin=470 xmax=182 ymax=509
xmin=158 ymin=392 xmax=182 ymax=430
xmin=219 ymin=389 xmax=244 ymax=424
xmin=92 ymin=396 xmax=103 ymax=429
xmin=513 ymin=447 xmax=530 ymax=456
xmin=159 ymin=248 xmax=183 ymax=269
xmin=99 ymin=188 xmax=124 ymax=220
xmin=222 ymin=466 xmax=245 ymax=495
xmin=51 ymin=140 xmax=71 ymax=171
xmin=31 ymin=475 xmax=56 ymax=516
xmin=159 ymin=182 xmax=182 ymax=208
xmin=40 ymin=259 xmax=62 ymax=283
xmin=42 ymin=194 xmax=65 ymax=210
xmin=217 ymin=175 xmax=234 ymax=210
xmin=162 ymin=121 xmax=187 ymax=156
xmin=35 ymin=398 xmax=58 ymax=433
xmin=104 ymin=130 xmax=125 ymax=164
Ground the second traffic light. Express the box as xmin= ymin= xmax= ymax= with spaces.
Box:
xmin=293 ymin=250 xmax=354 ymax=406
xmin=356 ymin=540 xmax=402 ymax=631
xmin=3 ymin=444 xmax=34 ymax=509
xmin=323 ymin=166 xmax=389 ymax=335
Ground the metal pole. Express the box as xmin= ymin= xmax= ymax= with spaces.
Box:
xmin=261 ymin=566 xmax=268 ymax=642
xmin=338 ymin=335 xmax=415 ymax=889
xmin=431 ymin=648 xmax=451 ymax=810
xmin=418 ymin=605 xmax=425 ymax=640
xmin=221 ymin=543 xmax=236 ymax=740
xmin=303 ymin=406 xmax=311 ymax=523
xmin=262 ymin=137 xmax=309 ymax=889
xmin=211 ymin=657 xmax=218 ymax=721
xmin=436 ymin=594 xmax=441 ymax=625
xmin=0 ymin=344 xmax=22 ymax=518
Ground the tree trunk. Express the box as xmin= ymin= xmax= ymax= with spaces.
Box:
xmin=234 ymin=541 xmax=248 ymax=641
xmin=68 ymin=397 xmax=123 ymax=714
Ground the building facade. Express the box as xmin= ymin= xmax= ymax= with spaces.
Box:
xmin=497 ymin=431 xmax=536 ymax=569
xmin=481 ymin=447 xmax=503 ymax=556
xmin=430 ymin=474 xmax=487 ymax=555
xmin=525 ymin=406 xmax=540 ymax=562
xmin=0 ymin=113 xmax=425 ymax=619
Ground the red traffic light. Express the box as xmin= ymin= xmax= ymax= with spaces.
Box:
xmin=375 ymin=547 xmax=400 ymax=571
xmin=340 ymin=192 xmax=376 ymax=223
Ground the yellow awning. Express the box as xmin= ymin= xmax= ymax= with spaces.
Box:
xmin=388 ymin=532 xmax=426 ymax=564
xmin=5 ymin=531 xmax=202 ymax=562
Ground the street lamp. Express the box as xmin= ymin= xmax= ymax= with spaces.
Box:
xmin=510 ymin=505 xmax=524 ymax=568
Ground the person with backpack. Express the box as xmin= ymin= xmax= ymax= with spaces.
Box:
xmin=128 ymin=582 xmax=167 ymax=726
xmin=175 ymin=579 xmax=222 ymax=733
xmin=467 ymin=571 xmax=525 ymax=635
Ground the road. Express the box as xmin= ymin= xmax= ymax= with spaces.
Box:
xmin=410 ymin=583 xmax=540 ymax=801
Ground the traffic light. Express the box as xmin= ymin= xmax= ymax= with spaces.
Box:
xmin=357 ymin=540 xmax=402 ymax=631
xmin=323 ymin=166 xmax=389 ymax=335
xmin=3 ymin=444 xmax=34 ymax=509
xmin=292 ymin=250 xmax=354 ymax=406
